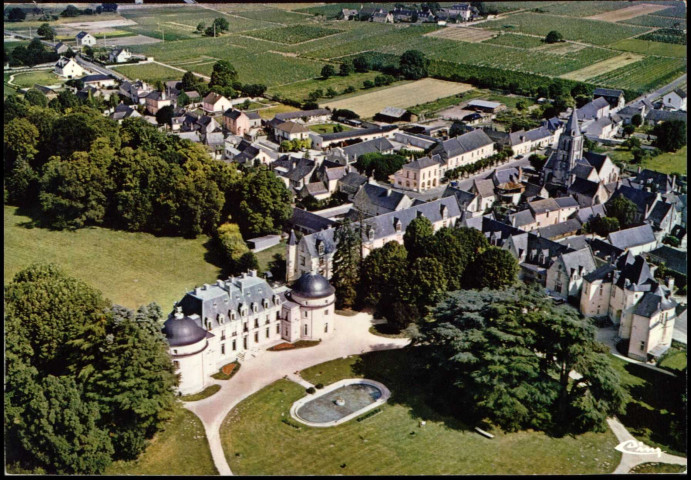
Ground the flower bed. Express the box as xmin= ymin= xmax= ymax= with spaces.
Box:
xmin=268 ymin=342 xmax=295 ymax=351
xmin=212 ymin=361 xmax=241 ymax=380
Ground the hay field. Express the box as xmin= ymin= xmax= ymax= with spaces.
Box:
xmin=425 ymin=27 xmax=496 ymax=43
xmin=586 ymin=3 xmax=668 ymax=22
xmin=321 ymin=78 xmax=473 ymax=118
xmin=559 ymin=52 xmax=644 ymax=80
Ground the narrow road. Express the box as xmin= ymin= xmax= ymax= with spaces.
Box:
xmin=74 ymin=54 xmax=127 ymax=81
xmin=182 ymin=312 xmax=410 ymax=475
xmin=150 ymin=59 xmax=211 ymax=80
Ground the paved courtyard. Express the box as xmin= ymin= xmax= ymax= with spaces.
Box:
xmin=182 ymin=312 xmax=410 ymax=475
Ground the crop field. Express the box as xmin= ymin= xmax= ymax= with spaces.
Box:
xmin=232 ymin=7 xmax=314 ymax=25
xmin=483 ymin=2 xmax=562 ymax=13
xmin=610 ymin=38 xmax=686 ymax=58
xmin=267 ymin=71 xmax=384 ymax=102
xmin=538 ymin=1 xmax=632 ymax=17
xmin=621 ymin=13 xmax=686 ymax=29
xmin=559 ymin=53 xmax=644 ymax=81
xmin=425 ymin=27 xmax=496 ymax=43
xmin=482 ymin=33 xmax=545 ymax=49
xmin=243 ymin=25 xmax=342 ymax=44
xmin=321 ymin=78 xmax=473 ymax=118
xmin=587 ymin=55 xmax=687 ymax=91
xmin=479 ymin=12 xmax=650 ymax=45
xmin=586 ymin=3 xmax=668 ymax=21
xmin=112 ymin=63 xmax=184 ymax=83
xmin=655 ymin=3 xmax=687 ymax=18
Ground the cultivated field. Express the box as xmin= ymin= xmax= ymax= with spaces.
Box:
xmin=588 ymin=55 xmax=687 ymax=91
xmin=479 ymin=12 xmax=650 ymax=45
xmin=483 ymin=33 xmax=544 ymax=49
xmin=321 ymin=78 xmax=473 ymax=118
xmin=425 ymin=27 xmax=496 ymax=43
xmin=621 ymin=13 xmax=686 ymax=29
xmin=268 ymin=71 xmax=384 ymax=103
xmin=538 ymin=1 xmax=632 ymax=17
xmin=610 ymin=38 xmax=687 ymax=58
xmin=60 ymin=18 xmax=138 ymax=29
xmin=243 ymin=25 xmax=342 ymax=44
xmin=559 ymin=53 xmax=644 ymax=81
xmin=586 ymin=3 xmax=668 ymax=22
xmin=108 ymin=34 xmax=162 ymax=46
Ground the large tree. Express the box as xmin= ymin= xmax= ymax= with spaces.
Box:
xmin=429 ymin=226 xmax=489 ymax=290
xmin=403 ymin=215 xmax=434 ymax=261
xmin=209 ymin=60 xmax=238 ymax=88
xmin=399 ymin=50 xmax=429 ymax=80
xmin=470 ymin=246 xmax=518 ymax=290
xmin=415 ymin=286 xmax=629 ymax=433
xmin=653 ymin=120 xmax=686 ymax=152
xmin=607 ymin=194 xmax=638 ymax=228
xmin=359 ymin=240 xmax=408 ymax=309
xmin=332 ymin=220 xmax=361 ymax=309
xmin=216 ymin=222 xmax=249 ymax=269
xmin=233 ymin=167 xmax=292 ymax=237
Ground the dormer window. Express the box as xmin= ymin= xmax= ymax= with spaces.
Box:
xmin=229 ymin=310 xmax=236 ymax=321
xmin=273 ymin=295 xmax=280 ymax=305
xmin=218 ymin=313 xmax=225 ymax=324
xmin=263 ymin=298 xmax=270 ymax=309
xmin=318 ymin=242 xmax=325 ymax=255
xmin=367 ymin=226 xmax=374 ymax=241
xmin=394 ymin=218 xmax=401 ymax=232
xmin=252 ymin=303 xmax=258 ymax=313
xmin=441 ymin=205 xmax=448 ymax=219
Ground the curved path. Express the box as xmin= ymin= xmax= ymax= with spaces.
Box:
xmin=607 ymin=417 xmax=687 ymax=474
xmin=182 ymin=312 xmax=410 ymax=475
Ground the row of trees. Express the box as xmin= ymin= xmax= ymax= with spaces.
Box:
xmin=332 ymin=217 xmax=519 ymax=330
xmin=355 ymin=152 xmax=407 ymax=181
xmin=4 ymin=96 xmax=292 ymax=238
xmin=5 ymin=37 xmax=59 ymax=67
xmin=5 ymin=264 xmax=177 ymax=473
xmin=180 ymin=62 xmax=267 ymax=101
xmin=196 ymin=17 xmax=230 ymax=37
xmin=443 ymin=148 xmax=514 ymax=181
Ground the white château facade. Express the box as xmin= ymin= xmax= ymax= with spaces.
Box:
xmin=163 ymin=270 xmax=335 ymax=395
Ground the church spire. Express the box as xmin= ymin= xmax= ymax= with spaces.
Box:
xmin=566 ymin=108 xmax=580 ymax=136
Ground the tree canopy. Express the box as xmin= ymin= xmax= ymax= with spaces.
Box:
xmin=399 ymin=50 xmax=429 ymax=80
xmin=545 ymin=30 xmax=564 ymax=43
xmin=332 ymin=220 xmax=361 ymax=309
xmin=414 ymin=286 xmax=629 ymax=434
xmin=403 ymin=216 xmax=434 ymax=261
xmin=607 ymin=195 xmax=638 ymax=228
xmin=653 ymin=120 xmax=686 ymax=152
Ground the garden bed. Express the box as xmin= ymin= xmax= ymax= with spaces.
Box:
xmin=212 ymin=361 xmax=241 ymax=380
xmin=268 ymin=340 xmax=321 ymax=352
xmin=181 ymin=384 xmax=221 ymax=402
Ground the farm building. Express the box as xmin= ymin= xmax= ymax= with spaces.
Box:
xmin=109 ymin=48 xmax=132 ymax=63
xmin=274 ymin=121 xmax=311 ymax=142
xmin=662 ymin=89 xmax=687 ymax=112
xmin=274 ymin=108 xmax=331 ymax=125
xmin=54 ymin=42 xmax=70 ymax=55
xmin=593 ymin=88 xmax=625 ymax=110
xmin=31 ymin=84 xmax=58 ymax=101
xmin=467 ymin=99 xmax=503 ymax=113
xmin=246 ymin=235 xmax=282 ymax=253
xmin=81 ymin=74 xmax=117 ymax=89
xmin=311 ymin=125 xmax=399 ymax=149
xmin=374 ymin=106 xmax=416 ymax=123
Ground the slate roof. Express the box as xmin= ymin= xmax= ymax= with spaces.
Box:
xmin=568 ymin=178 xmax=600 ymax=197
xmin=203 ymin=92 xmax=227 ymax=105
xmin=560 ymin=246 xmax=596 ymax=274
xmin=285 ymin=157 xmax=316 ymax=182
xmin=575 ymin=204 xmax=607 ymax=223
xmin=557 ymin=234 xmax=589 ymax=251
xmin=647 ymin=201 xmax=674 ymax=228
xmin=81 ymin=74 xmax=113 ymax=83
xmin=441 ymin=186 xmax=477 ymax=210
xmin=587 ymin=237 xmax=624 ymax=263
xmin=473 ymin=178 xmax=495 ymax=198
xmin=204 ymin=132 xmax=225 ymax=146
xmin=635 ymin=169 xmax=675 ymax=193
xmin=246 ymin=111 xmax=261 ymax=120
xmin=55 ymin=56 xmax=74 ymax=68
xmin=615 ymin=252 xmax=655 ymax=290
xmin=293 ymin=207 xmax=336 ymax=234
xmin=223 ymin=109 xmax=244 ymax=120
xmin=275 ymin=108 xmax=330 ymax=121
xmin=177 ymin=273 xmax=279 ymax=331
xmin=509 ymin=209 xmax=535 ymax=228
xmin=565 ymin=108 xmax=581 ymax=136
xmin=342 ymin=137 xmax=394 ymax=159
xmin=646 ymin=109 xmax=687 ymax=124
xmin=583 ymin=151 xmax=609 ymax=172
xmin=554 ymin=196 xmax=579 ymax=209
xmin=473 ymin=217 xmax=524 ymax=246
xmin=536 ymin=218 xmax=581 ymax=240
xmin=302 ymin=226 xmax=338 ymax=258
xmin=577 ymin=97 xmax=609 ymax=121
xmin=404 ymin=155 xmax=442 ymax=170
xmin=76 ymin=31 xmax=92 ymax=39
xmin=543 ymin=116 xmax=564 ymax=133
xmin=492 ymin=167 xmax=521 ymax=186
xmin=361 ymin=197 xmax=461 ymax=241
xmin=572 ymin=161 xmax=596 ymax=180
xmin=354 ymin=183 xmax=413 ymax=214
xmin=583 ymin=263 xmax=617 ymax=283
xmin=648 ymin=245 xmax=687 ymax=276
xmin=613 ymin=185 xmax=656 ymax=214
xmin=528 ymin=198 xmax=561 ymax=215
xmin=305 ymin=182 xmax=329 ymax=196
xmin=594 ymin=88 xmax=624 ymax=99
xmin=467 ymin=99 xmax=502 ymax=110
xmin=435 ymin=129 xmax=494 ymax=159
xmin=338 ymin=171 xmax=368 ymax=189
xmin=671 ymin=88 xmax=687 ymax=99
xmin=608 ymin=224 xmax=657 ymax=250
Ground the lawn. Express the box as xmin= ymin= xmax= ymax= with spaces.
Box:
xmin=267 ymin=71 xmax=382 ymax=103
xmin=255 ymin=240 xmax=286 ymax=274
xmin=105 ymin=403 xmax=217 ymax=475
xmin=11 ymin=70 xmax=65 ymax=88
xmin=4 ymin=72 xmax=17 ymax=97
xmin=255 ymin=103 xmax=300 ymax=119
xmin=608 ymin=355 xmax=685 ymax=456
xmin=221 ymin=349 xmax=621 ymax=475
xmin=609 ymin=39 xmax=687 ymax=59
xmin=309 ymin=123 xmax=354 ymax=134
xmin=112 ymin=63 xmax=184 ymax=83
xmin=479 ymin=12 xmax=650 ymax=45
xmin=181 ymin=384 xmax=221 ymax=402
xmin=641 ymin=146 xmax=687 ymax=175
xmin=657 ymin=342 xmax=687 ymax=372
xmin=4 ymin=205 xmax=222 ymax=310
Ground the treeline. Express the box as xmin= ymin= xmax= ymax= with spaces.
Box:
xmin=181 ymin=62 xmax=267 ymax=101
xmin=332 ymin=218 xmax=519 ymax=330
xmin=5 ymin=264 xmax=177 ymax=474
xmin=4 ymin=93 xmax=292 ymax=239
xmin=5 ymin=37 xmax=59 ymax=67
xmin=443 ymin=148 xmax=514 ymax=181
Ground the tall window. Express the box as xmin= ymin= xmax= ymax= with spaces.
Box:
xmin=221 ymin=344 xmax=225 ymax=355
xmin=255 ymin=332 xmax=259 ymax=343
xmin=324 ymin=323 xmax=328 ymax=333
xmin=304 ymin=324 xmax=308 ymax=335
xmin=276 ymin=324 xmax=280 ymax=334
xmin=232 ymin=340 xmax=237 ymax=351
xmin=266 ymin=327 xmax=269 ymax=338
xmin=173 ymin=361 xmax=180 ymax=370
xmin=640 ymin=341 xmax=645 ymax=351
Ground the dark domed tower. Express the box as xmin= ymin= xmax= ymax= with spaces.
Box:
xmin=282 ymin=272 xmax=336 ymax=342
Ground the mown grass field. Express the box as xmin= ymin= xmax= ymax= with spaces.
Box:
xmin=11 ymin=70 xmax=65 ymax=88
xmin=105 ymin=404 xmax=216 ymax=475
xmin=112 ymin=62 xmax=184 ymax=83
xmin=479 ymin=12 xmax=650 ymax=45
xmin=321 ymin=78 xmax=473 ymax=118
xmin=658 ymin=343 xmax=687 ymax=372
xmin=255 ymin=241 xmax=286 ymax=274
xmin=609 ymin=39 xmax=687 ymax=59
xmin=309 ymin=123 xmax=353 ymax=134
xmin=4 ymin=205 xmax=222 ymax=310
xmin=585 ymin=2 xmax=668 ymax=21
xmin=255 ymin=103 xmax=300 ymax=119
xmin=220 ymin=350 xmax=621 ymax=475
xmin=559 ymin=53 xmax=644 ymax=81
xmin=641 ymin=146 xmax=687 ymax=175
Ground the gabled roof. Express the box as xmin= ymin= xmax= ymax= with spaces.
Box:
xmin=203 ymin=92 xmax=227 ymax=105
xmin=342 ymin=137 xmax=394 ymax=159
xmin=634 ymin=289 xmax=676 ymax=318
xmin=557 ymin=234 xmax=589 ymax=251
xmin=305 ymin=182 xmax=329 ymax=196
xmin=647 ymin=201 xmax=674 ymax=227
xmin=473 ymin=178 xmax=495 ymax=198
xmin=554 ymin=196 xmax=580 ymax=209
xmin=436 ymin=129 xmax=494 ymax=159
xmin=583 ymin=151 xmax=609 ymax=172
xmin=587 ymin=237 xmax=624 ymax=263
xmin=355 ymin=183 xmax=413 ymax=213
xmin=568 ymin=178 xmax=600 ymax=197
xmin=575 ymin=204 xmax=607 ymax=223
xmin=577 ymin=97 xmax=609 ymax=121
xmin=362 ymin=197 xmax=461 ymax=241
xmin=223 ymin=108 xmax=245 ymax=120
xmin=528 ymin=198 xmax=561 ymax=215
xmin=81 ymin=74 xmax=113 ymax=83
xmin=442 ymin=186 xmax=477 ymax=210
xmin=338 ymin=171 xmax=368 ymax=189
xmin=670 ymin=89 xmax=687 ymax=99
xmin=492 ymin=167 xmax=521 ymax=186
xmin=379 ymin=106 xmax=408 ymax=118
xmin=536 ymin=218 xmax=581 ymax=240
xmin=320 ymin=125 xmax=397 ymax=142
xmin=246 ymin=111 xmax=261 ymax=120
xmin=403 ymin=155 xmax=442 ymax=170
xmin=559 ymin=246 xmax=596 ymax=275
xmin=649 ymin=245 xmax=687 ymax=276
xmin=509 ymin=209 xmax=535 ymax=228
xmin=612 ymin=185 xmax=656 ymax=214
xmin=291 ymin=208 xmax=337 ymax=234
xmin=76 ymin=31 xmax=92 ymax=39
xmin=646 ymin=109 xmax=687 ymax=124
xmin=635 ymin=169 xmax=675 ymax=193
xmin=583 ymin=263 xmax=617 ymax=283
xmin=275 ymin=108 xmax=330 ymax=121
xmin=593 ymin=88 xmax=624 ymax=98
xmin=276 ymin=121 xmax=309 ymax=134
xmin=608 ymin=224 xmax=657 ymax=250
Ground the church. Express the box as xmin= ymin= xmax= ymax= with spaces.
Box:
xmin=542 ymin=109 xmax=620 ymax=204
xmin=162 ymin=270 xmax=336 ymax=395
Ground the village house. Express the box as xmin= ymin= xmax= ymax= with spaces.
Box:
xmin=311 ymin=125 xmax=398 ymax=150
xmin=202 ymin=92 xmax=232 ymax=114
xmin=662 ymin=89 xmax=687 ymax=111
xmin=429 ymin=128 xmax=495 ymax=173
xmin=326 ymin=137 xmax=395 ymax=165
xmin=54 ymin=42 xmax=70 ymax=55
xmin=392 ymin=155 xmax=442 ymax=192
xmin=375 ymin=107 xmax=416 ymax=123
xmin=471 ymin=178 xmax=496 ymax=211
xmin=223 ymin=108 xmax=251 ymax=136
xmin=491 ymin=167 xmax=525 ymax=205
xmin=109 ymin=47 xmax=132 ymax=63
xmin=442 ymin=186 xmax=481 ymax=215
xmin=110 ymin=104 xmax=141 ymax=123
xmin=607 ymin=224 xmax=659 ymax=255
xmin=353 ymin=181 xmax=415 ymax=217
xmin=75 ymin=31 xmax=96 ymax=47
xmin=54 ymin=56 xmax=85 ymax=78
xmin=579 ymin=253 xmax=676 ymax=361
xmin=577 ymin=97 xmax=610 ymax=122
xmin=145 ymin=90 xmax=173 ymax=115
xmin=31 ymin=84 xmax=58 ymax=101
xmin=274 ymin=108 xmax=331 ymax=125
xmin=81 ymin=73 xmax=117 ymax=89
xmin=119 ymin=79 xmax=152 ymax=105
xmin=545 ymin=246 xmax=598 ymax=300
xmin=163 ymin=270 xmax=336 ymax=395
xmin=593 ymin=88 xmax=625 ymax=111
xmin=274 ymin=121 xmax=311 ymax=143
